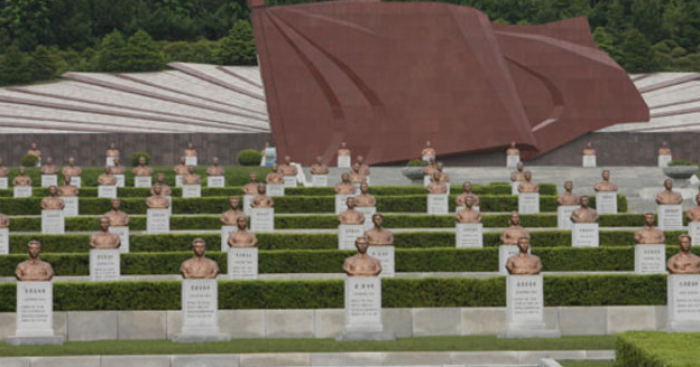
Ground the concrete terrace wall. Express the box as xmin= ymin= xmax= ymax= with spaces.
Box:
xmin=0 ymin=133 xmax=272 ymax=166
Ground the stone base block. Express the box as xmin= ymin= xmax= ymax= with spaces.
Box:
xmin=335 ymin=330 xmax=396 ymax=341
xmin=666 ymin=321 xmax=700 ymax=332
xmin=6 ymin=335 xmax=64 ymax=346
xmin=498 ymin=328 xmax=561 ymax=339
xmin=171 ymin=332 xmax=231 ymax=343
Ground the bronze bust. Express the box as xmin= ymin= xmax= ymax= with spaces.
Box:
xmin=342 ymin=236 xmax=382 ymax=276
xmin=180 ymin=238 xmax=219 ymax=279
xmin=15 ymin=240 xmax=54 ymax=281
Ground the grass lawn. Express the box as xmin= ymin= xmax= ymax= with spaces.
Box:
xmin=558 ymin=361 xmax=614 ymax=367
xmin=0 ymin=335 xmax=616 ymax=357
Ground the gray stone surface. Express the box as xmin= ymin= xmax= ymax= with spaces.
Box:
xmin=67 ymin=311 xmax=118 ymax=341
xmin=382 ymin=352 xmax=453 ymax=365
xmin=172 ymin=355 xmax=239 ymax=367
xmin=382 ymin=308 xmax=413 ymax=337
xmin=449 ymin=351 xmax=520 ymax=365
xmin=31 ymin=356 xmax=101 ymax=367
xmin=118 ymin=311 xmax=166 ymax=340
xmin=558 ymin=307 xmax=607 ymax=335
xmin=166 ymin=311 xmax=182 ymax=340
xmin=461 ymin=308 xmax=505 ymax=335
xmin=221 ymin=310 xmax=265 ymax=339
xmin=0 ymin=358 xmax=30 ymax=367
xmin=335 ymin=330 xmax=396 ymax=341
xmin=5 ymin=336 xmax=64 ymax=346
xmin=313 ymin=309 xmax=344 ymax=339
xmin=265 ymin=310 xmax=314 ymax=338
xmin=0 ymin=313 xmax=16 ymax=340
xmin=309 ymin=352 xmax=384 ymax=366
xmin=101 ymin=356 xmax=171 ymax=367
xmin=172 ymin=333 xmax=231 ymax=343
xmin=412 ymin=308 xmax=462 ymax=336
xmin=238 ymin=353 xmax=310 ymax=367
xmin=607 ymin=306 xmax=658 ymax=333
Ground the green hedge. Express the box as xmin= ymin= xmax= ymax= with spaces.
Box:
xmin=4 ymin=213 xmax=647 ymax=232
xmin=8 ymin=230 xmax=687 ymax=254
xmin=0 ymin=194 xmax=628 ymax=215
xmin=1 ymin=247 xmax=694 ymax=276
xmin=616 ymin=331 xmax=700 ymax=367
xmin=0 ymin=274 xmax=667 ymax=312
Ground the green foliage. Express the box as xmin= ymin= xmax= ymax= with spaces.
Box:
xmin=19 ymin=154 xmax=38 ymax=168
xmin=0 ymin=43 xmax=31 ymax=85
xmin=95 ymin=30 xmax=128 ymax=72
xmin=30 ymin=45 xmax=58 ymax=80
xmin=213 ymin=20 xmax=256 ymax=65
xmin=619 ymin=28 xmax=657 ymax=72
xmin=0 ymin=275 xmax=668 ymax=312
xmin=237 ymin=149 xmax=262 ymax=166
xmin=122 ymin=29 xmax=165 ymax=71
xmin=162 ymin=39 xmax=217 ymax=64
xmin=129 ymin=152 xmax=152 ymax=167
xmin=616 ymin=331 xmax=700 ymax=367
xmin=668 ymin=159 xmax=696 ymax=166
xmin=406 ymin=160 xmax=429 ymax=167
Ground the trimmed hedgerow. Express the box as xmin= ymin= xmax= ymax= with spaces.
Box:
xmin=616 ymin=331 xmax=700 ymax=367
xmin=0 ymin=274 xmax=667 ymax=312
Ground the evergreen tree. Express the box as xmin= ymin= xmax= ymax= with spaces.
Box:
xmin=213 ymin=20 xmax=257 ymax=66
xmin=30 ymin=45 xmax=58 ymax=80
xmin=96 ymin=30 xmax=128 ymax=72
xmin=0 ymin=43 xmax=31 ymax=85
xmin=619 ymin=28 xmax=657 ymax=72
xmin=592 ymin=27 xmax=617 ymax=59
xmin=123 ymin=30 xmax=165 ymax=71
xmin=631 ymin=0 xmax=663 ymax=44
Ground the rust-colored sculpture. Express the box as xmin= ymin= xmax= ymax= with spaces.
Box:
xmin=506 ymin=237 xmax=542 ymax=275
xmin=456 ymin=196 xmax=481 ymax=223
xmin=147 ymin=185 xmax=170 ymax=209
xmin=339 ymin=197 xmax=365 ymax=225
xmin=62 ymin=157 xmax=82 ymax=178
xmin=518 ymin=171 xmax=538 ymax=193
xmin=0 ymin=202 xmax=9 ymax=228
xmin=13 ymin=167 xmax=31 ymax=186
xmin=182 ymin=166 xmax=201 ymax=185
xmin=251 ymin=184 xmax=274 ymax=208
xmin=152 ymin=174 xmax=172 ymax=196
xmin=583 ymin=142 xmax=596 ymax=156
xmin=104 ymin=198 xmax=129 ymax=227
xmin=220 ymin=197 xmax=244 ymax=226
xmin=174 ymin=157 xmax=189 ymax=176
xmin=356 ymin=156 xmax=370 ymax=177
xmin=59 ymin=176 xmax=79 ymax=197
xmin=15 ymin=240 xmax=53 ymax=281
xmin=355 ymin=183 xmax=376 ymax=207
xmin=184 ymin=143 xmax=197 ymax=157
xmin=338 ymin=142 xmax=350 ymax=157
xmin=427 ymin=171 xmax=448 ymax=194
xmin=228 ymin=216 xmax=258 ymax=248
xmin=110 ymin=158 xmax=125 ymax=175
xmin=421 ymin=141 xmax=436 ymax=160
xmin=349 ymin=162 xmax=366 ymax=185
xmin=106 ymin=143 xmax=120 ymax=158
xmin=635 ymin=213 xmax=665 ymax=244
xmin=181 ymin=238 xmax=219 ymax=279
xmin=41 ymin=186 xmax=64 ymax=210
xmin=133 ymin=156 xmax=153 ymax=177
xmin=27 ymin=143 xmax=41 ymax=159
xmin=249 ymin=0 xmax=648 ymax=164
xmin=342 ymin=236 xmax=382 ymax=276
xmin=279 ymin=155 xmax=298 ymax=177
xmin=687 ymin=194 xmax=700 ymax=222
xmin=207 ymin=158 xmax=225 ymax=176
xmin=594 ymin=170 xmax=618 ymax=192
xmin=510 ymin=162 xmax=525 ymax=183
xmin=455 ymin=181 xmax=480 ymax=208
xmin=40 ymin=157 xmax=57 ymax=175
xmin=89 ymin=217 xmax=121 ymax=249
xmin=365 ymin=213 xmax=394 ymax=246
xmin=668 ymin=234 xmax=700 ymax=274
xmin=335 ymin=173 xmax=355 ymax=195
xmin=659 ymin=142 xmax=672 ymax=156
xmin=265 ymin=164 xmax=284 ymax=184
xmin=243 ymin=173 xmax=260 ymax=195
xmin=98 ymin=167 xmax=117 ymax=186
xmin=570 ymin=196 xmax=598 ymax=223
xmin=0 ymin=159 xmax=8 ymax=177
xmin=506 ymin=142 xmax=519 ymax=156
xmin=310 ymin=157 xmax=329 ymax=175
xmin=501 ymin=211 xmax=529 ymax=245
xmin=557 ymin=181 xmax=578 ymax=206
xmin=656 ymin=179 xmax=683 ymax=205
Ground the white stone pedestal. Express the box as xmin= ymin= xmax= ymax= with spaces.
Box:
xmin=337 ymin=277 xmax=395 ymax=341
xmin=356 ymin=206 xmax=376 ymax=231
xmin=115 ymin=175 xmax=125 ymax=188
xmin=311 ymin=174 xmax=328 ymax=187
xmin=0 ymin=177 xmax=8 ymax=189
xmin=667 ymin=274 xmax=700 ymax=331
xmin=518 ymin=193 xmax=540 ymax=214
xmin=14 ymin=186 xmax=31 ymax=198
xmin=41 ymin=209 xmax=64 ymax=234
xmin=185 ymin=156 xmax=197 ymax=166
xmin=427 ymin=194 xmax=448 ymax=215
xmin=175 ymin=175 xmax=183 ymax=187
xmin=557 ymin=206 xmax=578 ymax=230
xmin=89 ymin=249 xmax=121 ymax=282
xmin=596 ymin=192 xmax=617 ymax=214
xmin=106 ymin=157 xmax=115 ymax=167
xmin=134 ymin=176 xmax=151 ymax=188
xmin=173 ymin=279 xmax=230 ymax=343
xmin=659 ymin=155 xmax=672 ymax=168
xmin=690 ymin=222 xmax=700 ymax=246
xmin=147 ymin=208 xmax=170 ymax=234
xmin=70 ymin=177 xmax=81 ymax=188
xmin=352 ymin=183 xmax=361 ymax=196
xmin=572 ymin=223 xmax=599 ymax=247
xmin=635 ymin=244 xmax=667 ymax=274
xmin=208 ymin=176 xmax=225 ymax=188
xmin=283 ymin=176 xmax=297 ymax=188
xmin=41 ymin=175 xmax=57 ymax=188
xmin=243 ymin=195 xmax=254 ymax=215
xmin=582 ymin=155 xmax=597 ymax=167
xmin=98 ymin=185 xmax=117 ymax=199
xmin=228 ymin=247 xmax=258 ymax=280
xmin=0 ymin=228 xmax=8 ymax=255
xmin=511 ymin=182 xmax=519 ymax=195
xmin=167 ymin=196 xmax=173 ymax=216
xmin=658 ymin=205 xmax=683 ymax=231
xmin=267 ymin=184 xmax=285 ymax=197
xmin=423 ymin=175 xmax=431 ymax=187
xmin=338 ymin=156 xmax=351 ymax=168
xmin=335 ymin=194 xmax=352 ymax=215
xmin=368 ymin=246 xmax=395 ymax=278
xmin=507 ymin=155 xmax=520 ymax=168
xmin=455 ymin=206 xmax=480 ymax=213
xmin=499 ymin=245 xmax=520 ymax=274
xmin=182 ymin=184 xmax=201 ymax=198
xmin=500 ymin=275 xmax=560 ymax=338
xmin=456 ymin=223 xmax=483 ymax=248
xmin=221 ymin=226 xmax=237 ymax=252
xmin=338 ymin=224 xmax=365 ymax=250
xmin=251 ymin=208 xmax=274 ymax=233
xmin=7 ymin=282 xmax=64 ymax=346
xmin=109 ymin=226 xmax=129 ymax=253
xmin=62 ymin=197 xmax=78 ymax=217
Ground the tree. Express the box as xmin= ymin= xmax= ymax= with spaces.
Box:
xmin=0 ymin=43 xmax=31 ymax=85
xmin=122 ymin=30 xmax=165 ymax=72
xmin=662 ymin=0 xmax=686 ymax=40
xmin=592 ymin=27 xmax=617 ymax=59
xmin=96 ymin=30 xmax=128 ymax=72
xmin=631 ymin=0 xmax=663 ymax=44
xmin=213 ymin=20 xmax=257 ymax=66
xmin=619 ymin=28 xmax=657 ymax=72
xmin=30 ymin=45 xmax=58 ymax=80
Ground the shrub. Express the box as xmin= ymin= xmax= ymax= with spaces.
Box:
xmin=668 ymin=159 xmax=696 ymax=166
xmin=20 ymin=154 xmax=39 ymax=167
xmin=406 ymin=160 xmax=429 ymax=167
xmin=616 ymin=331 xmax=700 ymax=367
xmin=129 ymin=152 xmax=152 ymax=167
xmin=238 ymin=149 xmax=262 ymax=166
